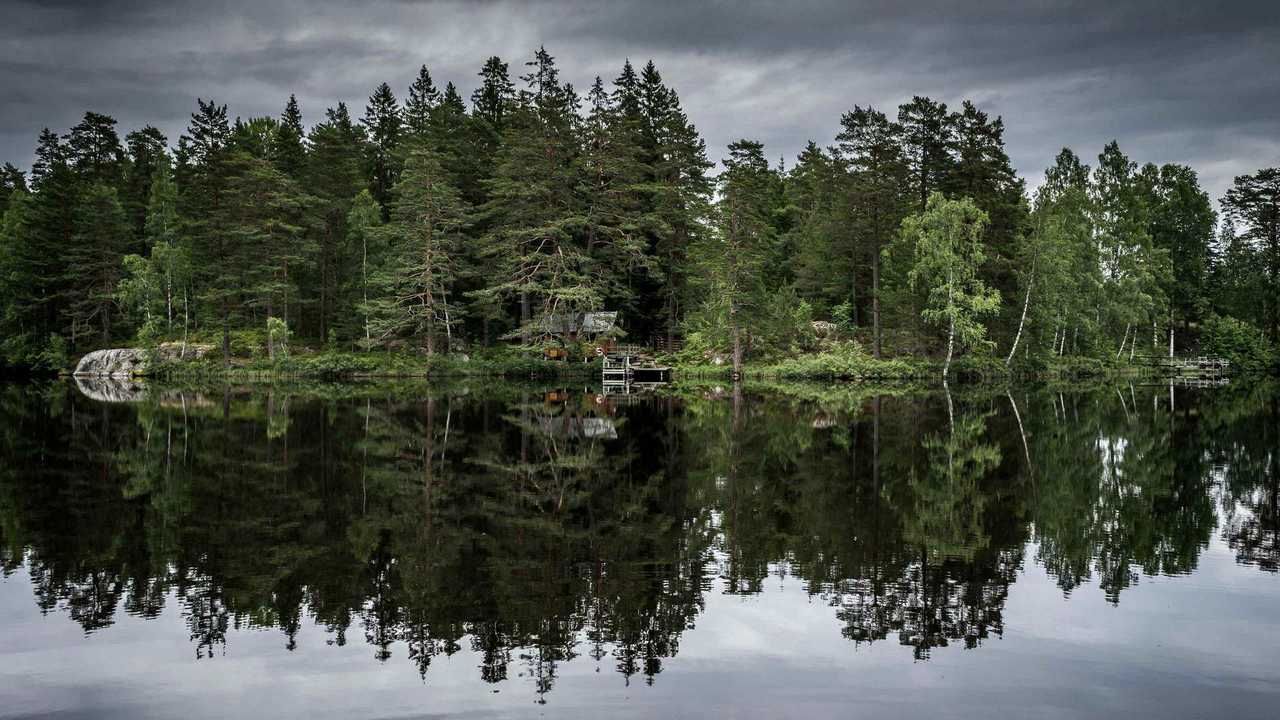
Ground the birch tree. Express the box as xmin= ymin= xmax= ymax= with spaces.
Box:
xmin=893 ymin=193 xmax=1000 ymax=377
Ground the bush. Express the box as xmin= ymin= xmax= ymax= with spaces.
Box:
xmin=1200 ymin=315 xmax=1275 ymax=372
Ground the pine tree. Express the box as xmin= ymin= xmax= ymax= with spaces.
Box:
xmin=221 ymin=151 xmax=314 ymax=359
xmin=365 ymin=148 xmax=465 ymax=354
xmin=26 ymin=129 xmax=80 ymax=349
xmin=836 ymin=106 xmax=907 ymax=357
xmin=66 ymin=111 xmax=125 ymax=188
xmin=122 ymin=126 xmax=168 ymax=244
xmin=576 ymin=76 xmax=651 ymax=318
xmin=178 ymin=99 xmax=238 ymax=361
xmin=898 ymin=96 xmax=954 ymax=212
xmin=0 ymin=187 xmax=41 ymax=363
xmin=476 ymin=47 xmax=592 ymax=343
xmin=65 ymin=182 xmax=130 ymax=347
xmin=692 ymin=140 xmax=775 ymax=377
xmin=471 ymin=56 xmax=516 ymax=131
xmin=0 ymin=163 xmax=25 ymax=209
xmin=306 ymin=103 xmax=367 ymax=341
xmin=637 ymin=61 xmax=712 ymax=347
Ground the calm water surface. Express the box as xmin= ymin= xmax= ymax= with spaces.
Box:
xmin=1 ymin=378 xmax=1278 ymax=719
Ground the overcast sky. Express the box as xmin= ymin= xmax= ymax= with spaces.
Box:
xmin=2 ymin=0 xmax=1278 ymax=200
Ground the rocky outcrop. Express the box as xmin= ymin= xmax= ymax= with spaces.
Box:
xmin=73 ymin=348 xmax=149 ymax=377
xmin=154 ymin=342 xmax=214 ymax=362
xmin=72 ymin=343 xmax=214 ymax=378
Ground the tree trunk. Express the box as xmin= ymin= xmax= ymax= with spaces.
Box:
xmin=872 ymin=252 xmax=882 ymax=359
xmin=520 ymin=291 xmax=530 ymax=345
xmin=1116 ymin=322 xmax=1131 ymax=360
xmin=221 ymin=305 xmax=231 ymax=366
xmin=943 ymin=309 xmax=955 ymax=378
xmin=731 ymin=317 xmax=742 ymax=379
xmin=1006 ymin=270 xmax=1033 ymax=366
xmin=266 ymin=295 xmax=275 ymax=361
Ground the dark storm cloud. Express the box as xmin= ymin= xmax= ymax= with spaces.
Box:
xmin=2 ymin=0 xmax=1278 ymax=200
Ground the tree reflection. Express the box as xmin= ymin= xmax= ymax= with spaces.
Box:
xmin=0 ymin=378 xmax=1273 ymax=696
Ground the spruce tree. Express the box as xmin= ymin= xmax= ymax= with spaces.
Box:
xmin=363 ymin=82 xmax=403 ymax=215
xmin=273 ymin=94 xmax=308 ymax=180
xmin=404 ymin=65 xmax=440 ymax=143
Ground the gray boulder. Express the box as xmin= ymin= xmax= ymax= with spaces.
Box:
xmin=73 ymin=348 xmax=149 ymax=377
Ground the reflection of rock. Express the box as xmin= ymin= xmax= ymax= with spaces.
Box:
xmin=73 ymin=348 xmax=148 ymax=377
xmin=74 ymin=374 xmax=149 ymax=403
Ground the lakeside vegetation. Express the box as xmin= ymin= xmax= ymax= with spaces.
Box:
xmin=1 ymin=48 xmax=1277 ymax=379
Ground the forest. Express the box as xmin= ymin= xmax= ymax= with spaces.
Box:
xmin=1 ymin=47 xmax=1278 ymax=376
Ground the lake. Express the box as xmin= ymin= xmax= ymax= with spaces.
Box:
xmin=1 ymin=378 xmax=1278 ymax=719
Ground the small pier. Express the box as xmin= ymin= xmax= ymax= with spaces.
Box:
xmin=1133 ymin=354 xmax=1230 ymax=380
xmin=601 ymin=343 xmax=672 ymax=391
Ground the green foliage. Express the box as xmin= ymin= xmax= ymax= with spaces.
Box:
xmin=891 ymin=193 xmax=1001 ymax=374
xmin=1200 ymin=315 xmax=1275 ymax=372
xmin=0 ymin=56 xmax=1262 ymax=380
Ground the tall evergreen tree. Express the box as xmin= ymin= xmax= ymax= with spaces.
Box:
xmin=273 ymin=94 xmax=308 ymax=180
xmin=66 ymin=112 xmax=125 ymax=188
xmin=306 ymin=103 xmax=366 ymax=341
xmin=836 ymin=106 xmax=907 ymax=357
xmin=363 ymin=82 xmax=404 ymax=215
xmin=65 ymin=183 xmax=130 ymax=347
xmin=122 ymin=126 xmax=168 ymax=244
xmin=404 ymin=65 xmax=440 ymax=143
xmin=476 ymin=47 xmax=590 ymax=343
xmin=898 ymin=96 xmax=954 ymax=212
xmin=691 ymin=140 xmax=775 ymax=376
xmin=365 ymin=148 xmax=466 ymax=354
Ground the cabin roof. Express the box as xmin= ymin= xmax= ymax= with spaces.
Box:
xmin=540 ymin=311 xmax=619 ymax=335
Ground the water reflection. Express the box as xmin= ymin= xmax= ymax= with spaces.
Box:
xmin=0 ymin=379 xmax=1276 ymax=693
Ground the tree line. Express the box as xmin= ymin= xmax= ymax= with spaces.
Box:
xmin=1 ymin=47 xmax=1277 ymax=372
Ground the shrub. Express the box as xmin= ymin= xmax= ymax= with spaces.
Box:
xmin=1200 ymin=315 xmax=1275 ymax=372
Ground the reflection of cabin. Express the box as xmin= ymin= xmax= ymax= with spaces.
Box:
xmin=538 ymin=416 xmax=618 ymax=440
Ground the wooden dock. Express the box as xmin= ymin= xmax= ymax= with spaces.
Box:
xmin=601 ymin=344 xmax=671 ymax=390
xmin=1133 ymin=354 xmax=1230 ymax=378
